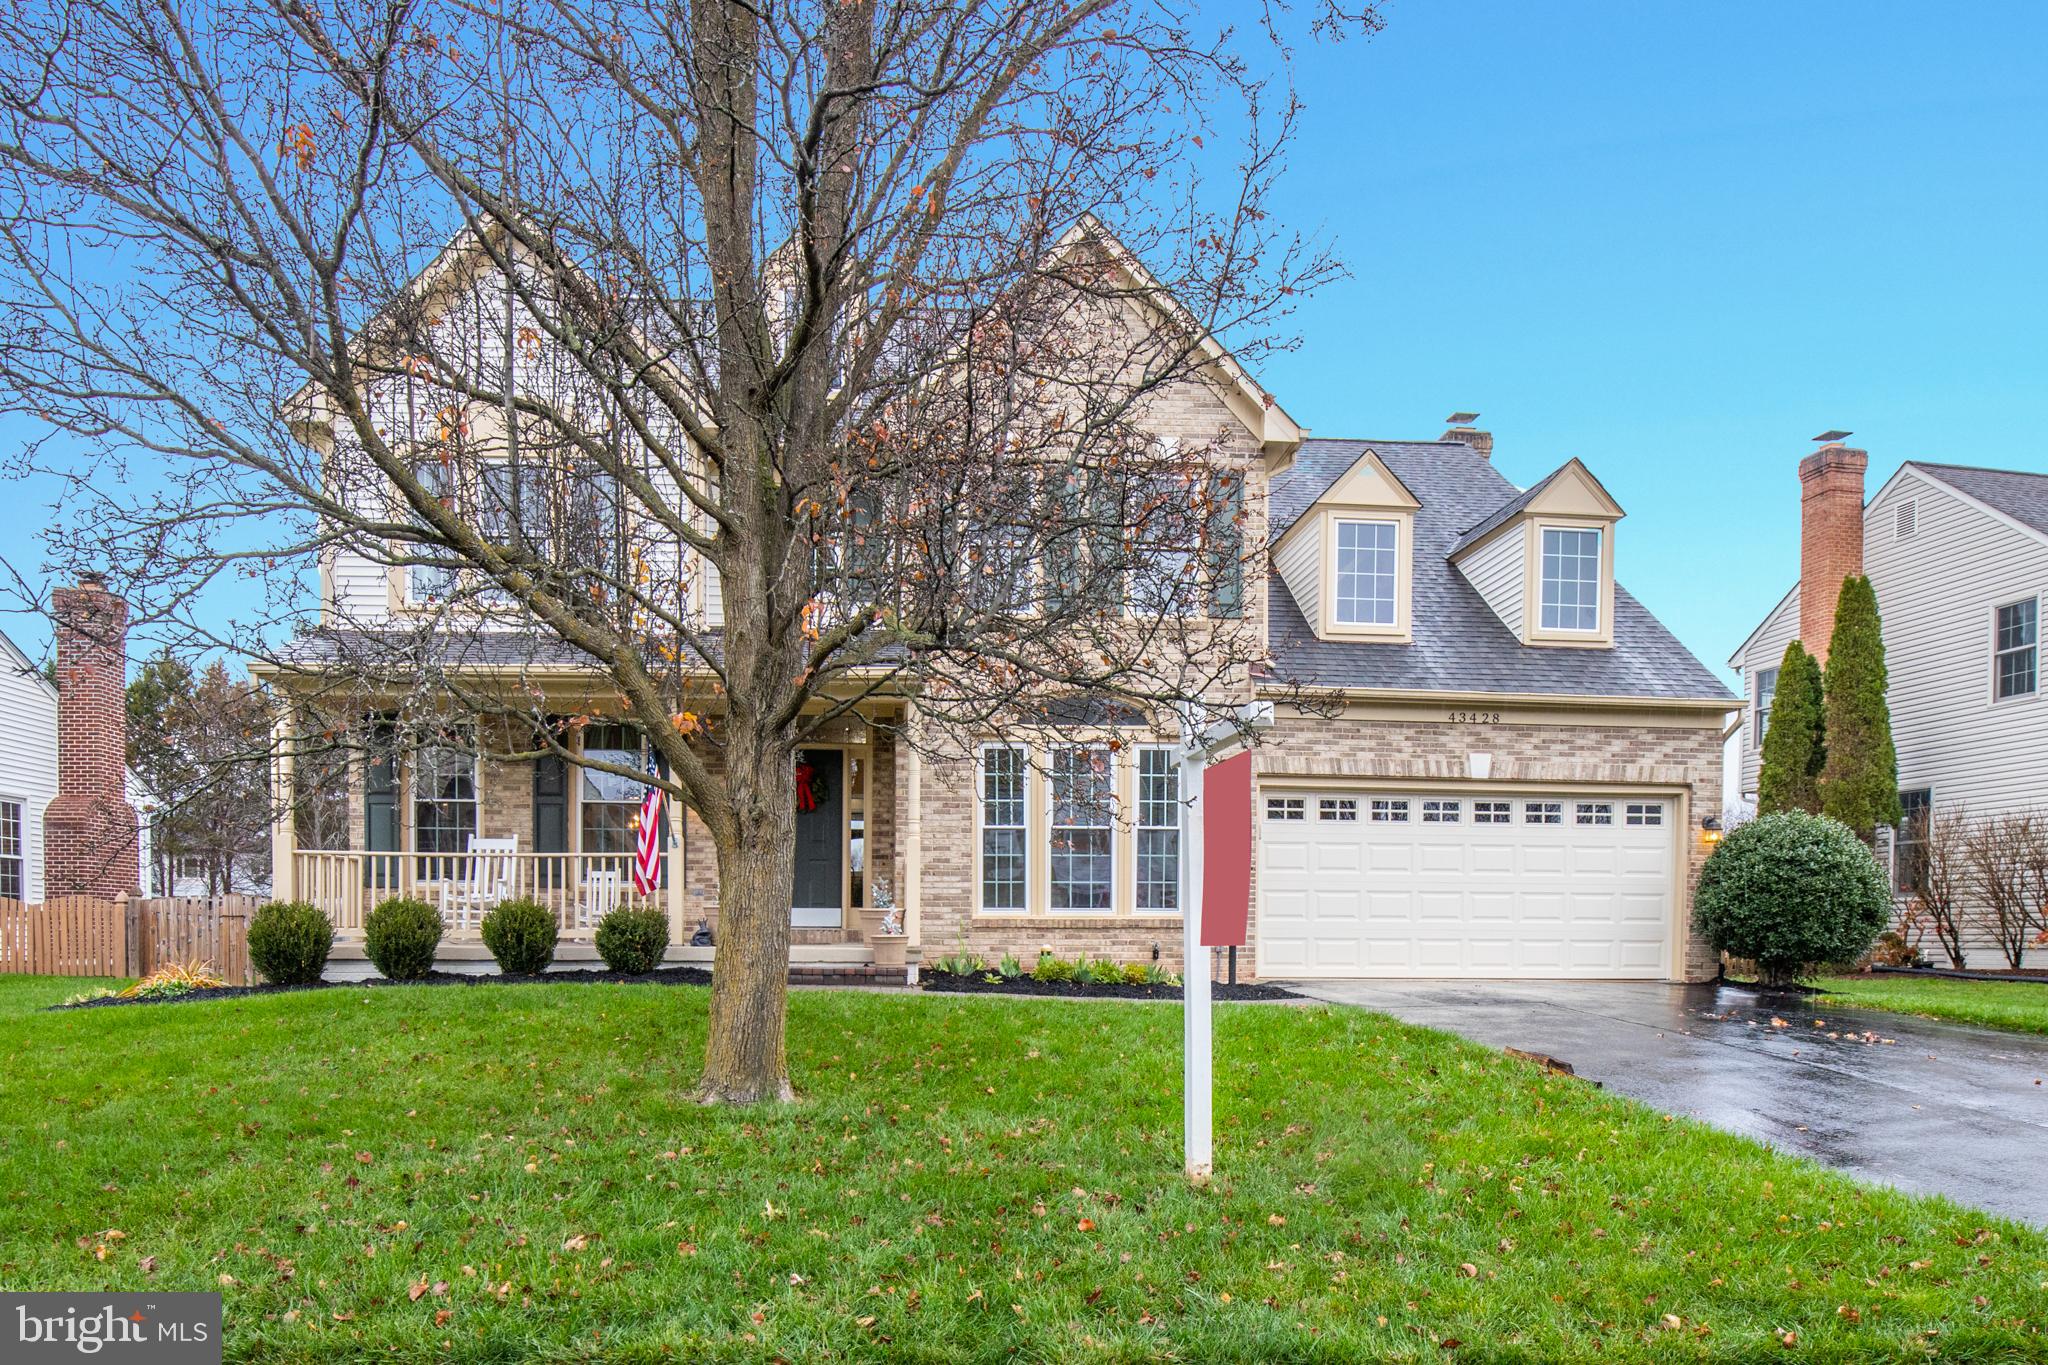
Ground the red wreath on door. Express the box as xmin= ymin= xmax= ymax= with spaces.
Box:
xmin=794 ymin=759 xmax=818 ymax=812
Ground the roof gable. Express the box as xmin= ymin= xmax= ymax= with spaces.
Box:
xmin=1449 ymin=458 xmax=1624 ymax=560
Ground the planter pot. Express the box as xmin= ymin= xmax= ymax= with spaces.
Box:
xmin=870 ymin=934 xmax=907 ymax=969
xmin=857 ymin=907 xmax=888 ymax=940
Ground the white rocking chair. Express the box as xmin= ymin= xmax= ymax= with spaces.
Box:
xmin=581 ymin=868 xmax=624 ymax=930
xmin=439 ymin=836 xmax=516 ymax=930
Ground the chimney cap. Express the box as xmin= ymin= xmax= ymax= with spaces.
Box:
xmin=1445 ymin=411 xmax=1481 ymax=426
xmin=1812 ymin=429 xmax=1853 ymax=444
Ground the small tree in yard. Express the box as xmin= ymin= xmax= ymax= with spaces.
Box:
xmin=1758 ymin=640 xmax=1825 ymax=816
xmin=1692 ymin=810 xmax=1892 ymax=988
xmin=1909 ymin=804 xmax=1973 ymax=970
xmin=1963 ymin=811 xmax=2048 ymax=970
xmin=1819 ymin=576 xmax=1902 ymax=840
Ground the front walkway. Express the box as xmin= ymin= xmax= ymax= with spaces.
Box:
xmin=1282 ymin=978 xmax=2048 ymax=1226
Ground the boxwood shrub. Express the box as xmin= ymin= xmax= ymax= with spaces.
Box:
xmin=481 ymin=898 xmax=558 ymax=976
xmin=1692 ymin=810 xmax=1892 ymax=987
xmin=246 ymin=899 xmax=334 ymax=986
xmin=363 ymin=897 xmax=443 ymax=980
xmin=594 ymin=906 xmax=669 ymax=975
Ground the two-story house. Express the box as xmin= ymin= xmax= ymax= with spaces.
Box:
xmin=1731 ymin=441 xmax=2048 ymax=965
xmin=259 ymin=226 xmax=1733 ymax=982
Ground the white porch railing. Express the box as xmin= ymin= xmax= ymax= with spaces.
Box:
xmin=291 ymin=849 xmax=674 ymax=935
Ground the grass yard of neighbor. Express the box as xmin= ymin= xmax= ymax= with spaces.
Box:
xmin=1819 ymin=973 xmax=2048 ymax=1037
xmin=1 ymin=979 xmax=2044 ymax=1361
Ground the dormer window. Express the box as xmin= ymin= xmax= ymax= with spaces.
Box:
xmin=1539 ymin=527 xmax=1602 ymax=632
xmin=1334 ymin=520 xmax=1399 ymax=626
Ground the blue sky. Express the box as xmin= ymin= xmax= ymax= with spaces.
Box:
xmin=2 ymin=0 xmax=2043 ymax=680
xmin=1257 ymin=0 xmax=2048 ymax=681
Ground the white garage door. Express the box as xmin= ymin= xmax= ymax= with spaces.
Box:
xmin=1257 ymin=790 xmax=1675 ymax=979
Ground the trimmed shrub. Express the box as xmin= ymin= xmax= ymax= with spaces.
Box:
xmin=1121 ymin=962 xmax=1150 ymax=986
xmin=1031 ymin=952 xmax=1077 ymax=983
xmin=480 ymin=898 xmax=559 ymax=976
xmin=246 ymin=900 xmax=334 ymax=986
xmin=594 ymin=906 xmax=669 ymax=975
xmin=1692 ymin=810 xmax=1892 ymax=987
xmin=363 ymin=897 xmax=443 ymax=980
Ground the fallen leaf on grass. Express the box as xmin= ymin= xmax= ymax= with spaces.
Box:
xmin=1076 ymin=1218 xmax=1096 ymax=1233
xmin=408 ymin=1280 xmax=428 ymax=1302
xmin=563 ymin=1234 xmax=590 ymax=1252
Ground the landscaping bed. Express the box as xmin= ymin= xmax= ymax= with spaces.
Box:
xmin=921 ymin=970 xmax=1298 ymax=1001
xmin=3 ymin=976 xmax=2043 ymax=1359
xmin=52 ymin=964 xmax=715 ymax=1010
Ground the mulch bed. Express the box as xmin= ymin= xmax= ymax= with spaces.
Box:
xmin=919 ymin=972 xmax=1300 ymax=1001
xmin=50 ymin=965 xmax=716 ymax=1011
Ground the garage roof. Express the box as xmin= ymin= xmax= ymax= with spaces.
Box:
xmin=1264 ymin=437 xmax=1732 ymax=702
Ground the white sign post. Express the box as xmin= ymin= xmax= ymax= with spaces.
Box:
xmin=1176 ymin=701 xmax=1273 ymax=1184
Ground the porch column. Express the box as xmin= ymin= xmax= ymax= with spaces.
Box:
xmin=902 ymin=707 xmax=923 ymax=947
xmin=268 ymin=700 xmax=297 ymax=902
xmin=665 ymin=797 xmax=687 ymax=944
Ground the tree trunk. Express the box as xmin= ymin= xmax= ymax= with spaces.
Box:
xmin=697 ymin=746 xmax=799 ymax=1105
xmin=1757 ymin=961 xmax=1802 ymax=990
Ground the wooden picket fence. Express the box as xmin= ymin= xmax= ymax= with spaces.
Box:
xmin=0 ymin=894 xmax=256 ymax=985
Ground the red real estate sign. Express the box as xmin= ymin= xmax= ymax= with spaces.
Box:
xmin=1200 ymin=750 xmax=1253 ymax=947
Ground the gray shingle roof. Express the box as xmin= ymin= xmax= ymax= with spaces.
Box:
xmin=1446 ymin=467 xmax=1562 ymax=557
xmin=1263 ymin=438 xmax=1732 ymax=701
xmin=1912 ymin=463 xmax=2048 ymax=538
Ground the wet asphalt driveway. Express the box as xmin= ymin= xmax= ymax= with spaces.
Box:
xmin=1282 ymin=978 xmax=2048 ymax=1226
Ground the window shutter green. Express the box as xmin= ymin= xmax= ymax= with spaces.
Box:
xmin=1086 ymin=468 xmax=1124 ymax=615
xmin=534 ymin=751 xmax=568 ymax=888
xmin=1205 ymin=472 xmax=1244 ymax=618
xmin=363 ymin=721 xmax=398 ymax=888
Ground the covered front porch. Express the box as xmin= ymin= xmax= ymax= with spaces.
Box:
xmin=264 ymin=696 xmax=921 ymax=969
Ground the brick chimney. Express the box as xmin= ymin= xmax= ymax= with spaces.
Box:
xmin=1442 ymin=411 xmax=1493 ymax=460
xmin=1798 ymin=436 xmax=1868 ymax=665
xmin=43 ymin=572 xmax=139 ymax=897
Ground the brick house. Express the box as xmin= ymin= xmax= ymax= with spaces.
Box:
xmin=256 ymin=227 xmax=1732 ymax=981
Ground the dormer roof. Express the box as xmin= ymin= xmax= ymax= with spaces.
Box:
xmin=1448 ymin=458 xmax=1625 ymax=560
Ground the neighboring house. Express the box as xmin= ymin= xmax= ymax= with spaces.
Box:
xmin=0 ymin=591 xmax=153 ymax=904
xmin=1730 ymin=443 xmax=2048 ymax=963
xmin=259 ymin=227 xmax=1733 ymax=981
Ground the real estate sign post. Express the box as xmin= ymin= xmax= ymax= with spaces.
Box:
xmin=1178 ymin=705 xmax=1270 ymax=1182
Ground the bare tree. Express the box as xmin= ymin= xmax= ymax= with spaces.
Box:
xmin=0 ymin=0 xmax=1377 ymax=1101
xmin=1906 ymin=804 xmax=1970 ymax=970
xmin=1964 ymin=811 xmax=2045 ymax=971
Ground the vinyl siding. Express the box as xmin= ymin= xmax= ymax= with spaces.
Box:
xmin=1732 ymin=587 xmax=1799 ymax=799
xmin=0 ymin=656 xmax=58 ymax=903
xmin=1456 ymin=521 xmax=1526 ymax=638
xmin=1273 ymin=519 xmax=1321 ymax=632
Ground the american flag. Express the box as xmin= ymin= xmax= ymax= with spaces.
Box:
xmin=633 ymin=757 xmax=664 ymax=895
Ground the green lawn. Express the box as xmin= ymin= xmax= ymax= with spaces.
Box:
xmin=1820 ymin=973 xmax=2048 ymax=1036
xmin=1 ymin=980 xmax=2044 ymax=1362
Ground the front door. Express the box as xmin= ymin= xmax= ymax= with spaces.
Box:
xmin=792 ymin=749 xmax=845 ymax=928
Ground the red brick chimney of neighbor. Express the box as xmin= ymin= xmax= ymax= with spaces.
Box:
xmin=1798 ymin=434 xmax=1869 ymax=666
xmin=43 ymin=572 xmax=139 ymax=898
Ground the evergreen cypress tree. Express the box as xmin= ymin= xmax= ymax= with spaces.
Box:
xmin=1757 ymin=639 xmax=1824 ymax=815
xmin=1819 ymin=575 xmax=1902 ymax=840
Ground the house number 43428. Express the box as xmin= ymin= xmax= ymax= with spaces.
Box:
xmin=1447 ymin=710 xmax=1501 ymax=724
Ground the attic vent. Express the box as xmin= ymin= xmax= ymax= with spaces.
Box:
xmin=1895 ymin=500 xmax=1917 ymax=540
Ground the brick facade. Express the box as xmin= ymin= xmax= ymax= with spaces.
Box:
xmin=44 ymin=574 xmax=140 ymax=897
xmin=1798 ymin=443 xmax=1868 ymax=664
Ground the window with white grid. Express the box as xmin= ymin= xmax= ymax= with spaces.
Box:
xmin=1318 ymin=798 xmax=1358 ymax=822
xmin=1136 ymin=748 xmax=1180 ymax=913
xmin=1474 ymin=800 xmax=1511 ymax=825
xmin=1266 ymin=797 xmax=1305 ymax=821
xmin=979 ymin=746 xmax=1027 ymax=911
xmin=1524 ymin=801 xmax=1562 ymax=825
xmin=1370 ymin=798 xmax=1410 ymax=823
xmin=1575 ymin=802 xmax=1614 ymax=826
xmin=1334 ymin=520 xmax=1398 ymax=626
xmin=1624 ymin=802 xmax=1664 ymax=827
xmin=1422 ymin=799 xmax=1462 ymax=823
xmin=1049 ymin=746 xmax=1115 ymax=911
xmin=0 ymin=799 xmax=20 ymax=901
xmin=1539 ymin=527 xmax=1602 ymax=632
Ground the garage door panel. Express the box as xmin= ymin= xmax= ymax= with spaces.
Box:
xmin=1259 ymin=788 xmax=1673 ymax=980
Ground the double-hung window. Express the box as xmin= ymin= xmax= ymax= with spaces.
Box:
xmin=1049 ymin=746 xmax=1115 ymax=911
xmin=1754 ymin=666 xmax=1779 ymax=746
xmin=979 ymin=746 xmax=1028 ymax=911
xmin=1128 ymin=475 xmax=1201 ymax=615
xmin=1135 ymin=748 xmax=1181 ymax=912
xmin=1333 ymin=520 xmax=1398 ymax=626
xmin=1894 ymin=788 xmax=1932 ymax=893
xmin=0 ymin=798 xmax=21 ymax=900
xmin=580 ymin=724 xmax=647 ymax=857
xmin=413 ymin=742 xmax=478 ymax=876
xmin=1539 ymin=527 xmax=1602 ymax=632
xmin=1996 ymin=598 xmax=2038 ymax=700
xmin=408 ymin=461 xmax=464 ymax=602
